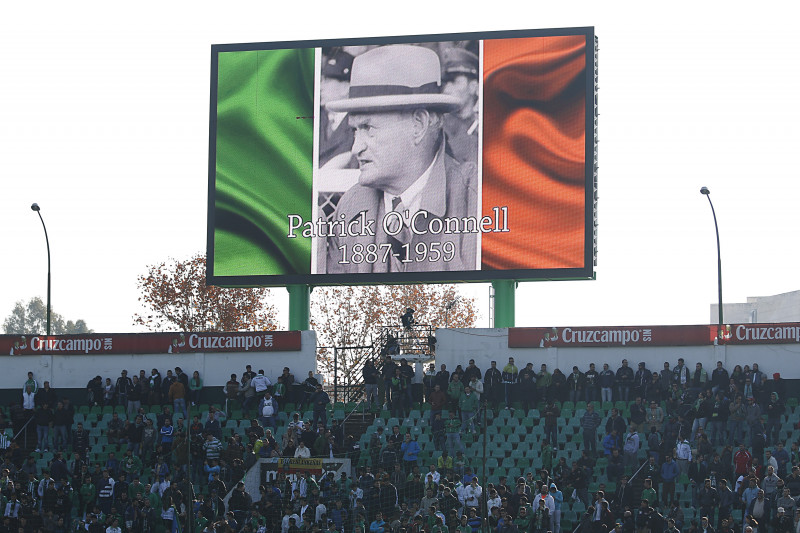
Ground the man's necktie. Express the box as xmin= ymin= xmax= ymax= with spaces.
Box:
xmin=388 ymin=197 xmax=411 ymax=271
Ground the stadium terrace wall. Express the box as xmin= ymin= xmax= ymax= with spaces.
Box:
xmin=0 ymin=330 xmax=316 ymax=405
xmin=435 ymin=325 xmax=800 ymax=379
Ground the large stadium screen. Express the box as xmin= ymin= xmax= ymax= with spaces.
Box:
xmin=207 ymin=27 xmax=597 ymax=286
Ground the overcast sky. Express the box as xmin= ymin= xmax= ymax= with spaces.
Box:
xmin=2 ymin=2 xmax=799 ymax=333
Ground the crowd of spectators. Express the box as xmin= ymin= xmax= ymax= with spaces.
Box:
xmin=1 ymin=356 xmax=799 ymax=533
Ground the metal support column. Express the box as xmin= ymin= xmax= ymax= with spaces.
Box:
xmin=491 ymin=280 xmax=516 ymax=328
xmin=287 ymin=284 xmax=310 ymax=331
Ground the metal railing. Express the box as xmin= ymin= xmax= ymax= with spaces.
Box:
xmin=319 ymin=324 xmax=436 ymax=404
xmin=571 ymin=457 xmax=650 ymax=533
xmin=12 ymin=415 xmax=35 ymax=450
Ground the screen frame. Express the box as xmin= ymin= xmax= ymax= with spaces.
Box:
xmin=207 ymin=26 xmax=596 ymax=287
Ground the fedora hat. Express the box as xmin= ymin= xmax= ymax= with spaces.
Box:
xmin=326 ymin=45 xmax=460 ymax=113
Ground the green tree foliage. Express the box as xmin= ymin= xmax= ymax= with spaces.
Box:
xmin=2 ymin=296 xmax=92 ymax=335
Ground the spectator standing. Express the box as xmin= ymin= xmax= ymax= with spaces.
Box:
xmin=501 ymin=358 xmax=518 ymax=407
xmin=634 ymin=362 xmax=650 ymax=399
xmin=660 ymin=363 xmax=674 ymax=395
xmin=260 ymin=392 xmax=278 ymax=431
xmin=623 ymin=426 xmax=640 ymax=468
xmin=675 ymin=436 xmax=692 ymax=476
xmin=127 ymin=376 xmax=142 ymax=418
xmin=400 ymin=434 xmax=420 ymax=473
xmin=252 ymin=371 xmax=272 ymax=395
xmin=239 ymin=374 xmax=256 ymax=417
xmin=390 ymin=368 xmax=408 ymax=419
xmin=518 ymin=363 xmax=536 ymax=411
xmin=188 ymin=371 xmax=203 ymax=406
xmin=580 ymin=403 xmax=602 ymax=456
xmin=363 ymin=361 xmax=380 ymax=410
xmin=311 ymin=384 xmax=330 ymax=429
xmin=536 ymin=364 xmax=552 ymax=403
xmin=483 ymin=362 xmax=503 ymax=413
xmin=585 ymin=363 xmax=600 ymax=403
xmin=52 ymin=401 xmax=70 ymax=452
xmin=24 ymin=371 xmax=39 ymax=394
xmin=765 ymin=392 xmax=784 ymax=446
xmin=115 ymin=371 xmax=132 ymax=409
xmin=429 ymin=384 xmax=446 ymax=422
xmin=168 ymin=379 xmax=187 ymax=420
xmin=459 ymin=387 xmax=478 ymax=433
xmin=600 ymin=364 xmax=616 ymax=403
xmin=711 ymin=362 xmax=729 ymax=396
xmin=35 ymin=381 xmax=58 ymax=408
xmin=159 ymin=419 xmax=174 ymax=453
xmin=23 ymin=385 xmax=36 ymax=416
xmin=34 ymin=403 xmax=53 ymax=452
xmin=148 ymin=369 xmax=162 ymax=406
xmin=734 ymin=443 xmax=753 ymax=477
xmin=615 ymin=360 xmax=634 ymax=402
xmin=542 ymin=401 xmax=560 ymax=446
xmin=567 ymin=367 xmax=585 ymax=404
xmin=660 ymin=455 xmax=679 ymax=506
xmin=445 ymin=411 xmax=464 ymax=456
xmin=447 ymin=375 xmax=464 ymax=415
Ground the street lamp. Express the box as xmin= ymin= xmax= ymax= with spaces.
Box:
xmin=31 ymin=203 xmax=51 ymax=337
xmin=699 ymin=187 xmax=723 ymax=329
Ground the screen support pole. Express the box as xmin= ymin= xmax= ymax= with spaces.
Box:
xmin=287 ymin=284 xmax=311 ymax=331
xmin=491 ymin=280 xmax=516 ymax=328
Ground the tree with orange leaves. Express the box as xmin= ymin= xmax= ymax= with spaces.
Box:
xmin=311 ymin=284 xmax=476 ymax=387
xmin=133 ymin=253 xmax=279 ymax=332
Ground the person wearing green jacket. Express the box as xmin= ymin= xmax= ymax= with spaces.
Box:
xmin=459 ymin=387 xmax=479 ymax=433
xmin=514 ymin=505 xmax=533 ymax=533
xmin=189 ymin=371 xmax=203 ymax=406
xmin=79 ymin=476 xmax=95 ymax=519
xmin=536 ymin=364 xmax=552 ymax=400
xmin=122 ymin=450 xmax=143 ymax=477
xmin=445 ymin=411 xmax=465 ymax=456
xmin=447 ymin=375 xmax=464 ymax=414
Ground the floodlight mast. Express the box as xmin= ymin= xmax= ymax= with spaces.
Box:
xmin=699 ymin=187 xmax=723 ymax=329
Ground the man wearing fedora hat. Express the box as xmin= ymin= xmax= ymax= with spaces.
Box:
xmin=324 ymin=44 xmax=478 ymax=274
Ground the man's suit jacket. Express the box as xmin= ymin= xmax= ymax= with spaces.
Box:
xmin=326 ymin=148 xmax=478 ymax=273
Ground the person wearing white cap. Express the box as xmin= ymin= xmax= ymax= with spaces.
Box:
xmin=325 ymin=44 xmax=478 ymax=274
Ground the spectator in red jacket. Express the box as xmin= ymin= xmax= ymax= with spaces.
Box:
xmin=734 ymin=443 xmax=753 ymax=476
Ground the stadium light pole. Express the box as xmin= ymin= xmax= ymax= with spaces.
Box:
xmin=31 ymin=203 xmax=52 ymax=337
xmin=699 ymin=187 xmax=723 ymax=328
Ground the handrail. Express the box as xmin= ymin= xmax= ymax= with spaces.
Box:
xmin=572 ymin=457 xmax=649 ymax=533
xmin=627 ymin=456 xmax=650 ymax=485
xmin=12 ymin=415 xmax=35 ymax=441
